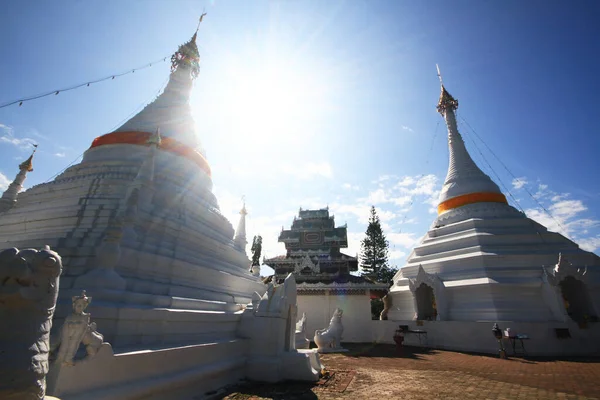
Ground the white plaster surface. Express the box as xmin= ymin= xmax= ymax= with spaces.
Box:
xmin=372 ymin=319 xmax=600 ymax=356
xmin=298 ymin=293 xmax=373 ymax=343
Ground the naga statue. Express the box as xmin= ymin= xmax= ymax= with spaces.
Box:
xmin=314 ymin=308 xmax=347 ymax=353
xmin=0 ymin=246 xmax=63 ymax=400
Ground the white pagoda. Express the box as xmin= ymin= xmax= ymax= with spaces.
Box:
xmin=386 ymin=78 xmax=600 ymax=356
xmin=0 ymin=24 xmax=321 ymax=398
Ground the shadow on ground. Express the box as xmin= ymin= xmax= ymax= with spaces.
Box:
xmin=337 ymin=342 xmax=600 ymax=363
xmin=215 ymin=380 xmax=318 ymax=400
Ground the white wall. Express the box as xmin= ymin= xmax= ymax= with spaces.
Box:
xmin=298 ymin=293 xmax=373 ymax=343
xmin=371 ymin=319 xmax=600 ymax=356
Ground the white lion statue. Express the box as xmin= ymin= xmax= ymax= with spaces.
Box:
xmin=314 ymin=308 xmax=347 ymax=353
xmin=295 ymin=312 xmax=309 ymax=349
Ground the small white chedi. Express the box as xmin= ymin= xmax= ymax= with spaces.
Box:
xmin=314 ymin=308 xmax=348 ymax=353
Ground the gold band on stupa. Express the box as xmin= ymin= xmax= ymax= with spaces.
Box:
xmin=90 ymin=131 xmax=211 ymax=177
xmin=437 ymin=192 xmax=507 ymax=214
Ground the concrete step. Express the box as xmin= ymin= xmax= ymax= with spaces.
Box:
xmin=48 ymin=338 xmax=248 ymax=400
xmin=153 ymin=296 xmax=243 ymax=312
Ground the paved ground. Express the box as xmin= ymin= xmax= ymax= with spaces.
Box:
xmin=219 ymin=344 xmax=600 ymax=399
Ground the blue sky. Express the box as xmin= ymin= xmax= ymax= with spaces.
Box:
xmin=1 ymin=0 xmax=599 ymax=275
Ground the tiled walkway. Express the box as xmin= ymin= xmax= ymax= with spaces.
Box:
xmin=220 ymin=344 xmax=600 ymax=399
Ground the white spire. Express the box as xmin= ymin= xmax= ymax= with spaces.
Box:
xmin=234 ymin=199 xmax=248 ymax=251
xmin=113 ymin=26 xmax=203 ymax=149
xmin=436 ymin=69 xmax=506 ymax=215
xmin=0 ymin=147 xmax=36 ymax=212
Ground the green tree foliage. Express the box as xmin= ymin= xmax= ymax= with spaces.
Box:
xmin=360 ymin=206 xmax=399 ymax=319
xmin=360 ymin=206 xmax=390 ymax=279
xmin=251 ymin=235 xmax=262 ymax=267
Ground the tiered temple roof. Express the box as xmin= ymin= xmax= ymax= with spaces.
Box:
xmin=265 ymin=208 xmax=388 ymax=294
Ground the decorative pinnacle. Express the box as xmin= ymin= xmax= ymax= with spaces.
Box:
xmin=435 ymin=65 xmax=458 ymax=115
xmin=147 ymin=128 xmax=162 ymax=148
xmin=192 ymin=11 xmax=207 ymax=42
xmin=170 ymin=14 xmax=205 ymax=80
xmin=19 ymin=144 xmax=37 ymax=172
xmin=240 ymin=195 xmax=247 ymax=216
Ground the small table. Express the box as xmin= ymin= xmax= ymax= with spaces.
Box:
xmin=405 ymin=329 xmax=428 ymax=346
xmin=506 ymin=334 xmax=529 ymax=356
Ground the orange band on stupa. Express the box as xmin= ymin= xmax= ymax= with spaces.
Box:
xmin=90 ymin=131 xmax=211 ymax=177
xmin=437 ymin=192 xmax=507 ymax=214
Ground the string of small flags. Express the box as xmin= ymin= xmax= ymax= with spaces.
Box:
xmin=0 ymin=55 xmax=170 ymax=110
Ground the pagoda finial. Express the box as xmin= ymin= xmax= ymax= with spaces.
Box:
xmin=0 ymin=145 xmax=37 ymax=211
xmin=192 ymin=11 xmax=207 ymax=41
xmin=170 ymin=15 xmax=205 ymax=79
xmin=240 ymin=195 xmax=247 ymax=216
xmin=436 ymin=64 xmax=458 ymax=115
xmin=19 ymin=144 xmax=37 ymax=172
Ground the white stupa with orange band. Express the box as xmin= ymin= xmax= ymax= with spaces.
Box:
xmin=386 ymin=75 xmax=600 ymax=356
xmin=436 ymin=84 xmax=507 ymax=215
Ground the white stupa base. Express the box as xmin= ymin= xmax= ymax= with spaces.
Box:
xmin=74 ymin=268 xmax=127 ymax=291
xmin=372 ymin=319 xmax=600 ymax=356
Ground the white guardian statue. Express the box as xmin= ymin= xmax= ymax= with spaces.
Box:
xmin=314 ymin=308 xmax=348 ymax=353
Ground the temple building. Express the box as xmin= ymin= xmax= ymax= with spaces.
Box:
xmin=0 ymin=24 xmax=321 ymax=398
xmin=385 ymin=78 xmax=600 ymax=356
xmin=265 ymin=208 xmax=388 ymax=342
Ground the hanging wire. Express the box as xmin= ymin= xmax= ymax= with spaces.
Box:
xmin=457 ymin=116 xmax=525 ymax=214
xmin=459 ymin=115 xmax=567 ymax=233
xmin=0 ymin=55 xmax=170 ymax=110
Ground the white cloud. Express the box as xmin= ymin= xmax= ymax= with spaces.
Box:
xmin=0 ymin=172 xmax=11 ymax=191
xmin=389 ymin=249 xmax=407 ymax=261
xmin=342 ymin=183 xmax=360 ymax=190
xmin=0 ymin=124 xmax=37 ymax=151
xmin=330 ymin=203 xmax=371 ymax=224
xmin=399 ymin=174 xmax=439 ymax=196
xmin=577 ymin=236 xmax=600 ymax=252
xmin=54 ymin=152 xmax=66 ymax=158
xmin=511 ymin=177 xmax=528 ymax=190
xmin=346 ymin=231 xmax=363 ymax=259
xmin=515 ymin=178 xmax=600 ymax=253
xmin=365 ymin=188 xmax=388 ymax=205
xmin=395 ymin=176 xmax=416 ymax=187
xmin=388 ymin=232 xmax=419 ymax=249
xmin=401 ymin=125 xmax=414 ymax=133
xmin=391 ymin=195 xmax=412 ymax=207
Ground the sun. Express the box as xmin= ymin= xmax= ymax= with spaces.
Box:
xmin=219 ymin=57 xmax=329 ymax=153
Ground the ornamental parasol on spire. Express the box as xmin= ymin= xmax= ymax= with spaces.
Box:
xmin=170 ymin=14 xmax=206 ymax=80
xmin=435 ymin=64 xmax=459 ymax=115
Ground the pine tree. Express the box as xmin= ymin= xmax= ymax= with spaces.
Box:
xmin=360 ymin=206 xmax=389 ymax=279
xmin=251 ymin=235 xmax=262 ymax=267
